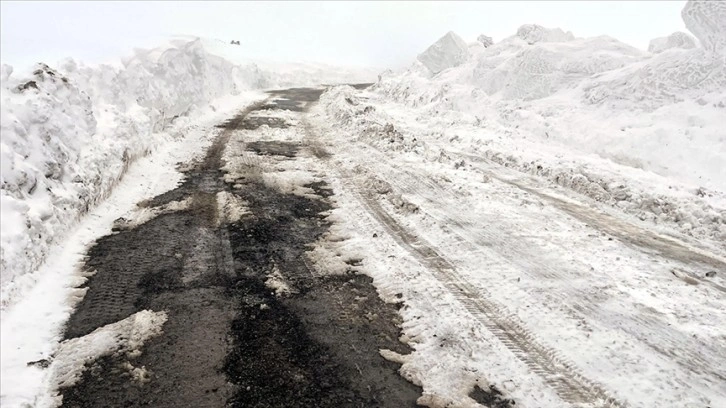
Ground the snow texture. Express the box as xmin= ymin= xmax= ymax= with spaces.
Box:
xmin=417 ymin=31 xmax=471 ymax=75
xmin=476 ymin=34 xmax=494 ymax=48
xmin=682 ymin=0 xmax=726 ymax=54
xmin=648 ymin=31 xmax=696 ymax=53
xmin=321 ymin=78 xmax=724 ymax=249
xmin=515 ymin=24 xmax=575 ymax=44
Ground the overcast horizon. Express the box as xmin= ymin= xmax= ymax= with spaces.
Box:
xmin=1 ymin=1 xmax=688 ymax=70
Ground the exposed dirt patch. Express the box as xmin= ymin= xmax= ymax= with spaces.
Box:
xmin=222 ymin=115 xmax=290 ymax=130
xmin=267 ymin=87 xmax=325 ymax=102
xmin=245 ymin=141 xmax=300 ymax=157
xmin=223 ymin=171 xmax=421 ymax=406
xmin=469 ymin=384 xmax=515 ymax=407
xmin=264 ymin=87 xmax=326 ymax=112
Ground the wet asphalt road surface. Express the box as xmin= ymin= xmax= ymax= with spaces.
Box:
xmin=59 ymin=86 xmax=423 ymax=407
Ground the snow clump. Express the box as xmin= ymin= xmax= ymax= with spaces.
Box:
xmin=648 ymin=32 xmax=697 ymax=53
xmin=417 ymin=31 xmax=471 ymax=75
xmin=515 ymin=24 xmax=575 ymax=44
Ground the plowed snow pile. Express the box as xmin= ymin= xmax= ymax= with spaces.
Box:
xmin=327 ymin=0 xmax=725 ymax=249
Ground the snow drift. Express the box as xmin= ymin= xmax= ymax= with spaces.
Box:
xmin=0 ymin=39 xmax=265 ymax=308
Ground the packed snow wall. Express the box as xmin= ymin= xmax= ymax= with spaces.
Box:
xmin=0 ymin=39 xmax=268 ymax=308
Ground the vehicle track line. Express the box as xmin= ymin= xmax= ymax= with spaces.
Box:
xmin=332 ymin=163 xmax=626 ymax=408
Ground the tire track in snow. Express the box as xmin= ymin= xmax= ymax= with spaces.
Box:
xmin=344 ymin=144 xmax=726 ymax=387
xmin=456 ymin=151 xmax=726 ymax=274
xmin=328 ymin=162 xmax=626 ymax=408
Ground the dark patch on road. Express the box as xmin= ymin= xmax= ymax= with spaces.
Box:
xmin=259 ymin=100 xmax=305 ymax=112
xmin=469 ymin=384 xmax=515 ymax=407
xmin=245 ymin=141 xmax=300 ymax=157
xmin=350 ymin=82 xmax=374 ymax=90
xmin=217 ymin=115 xmax=288 ymax=130
xmin=265 ymin=87 xmax=326 ymax=112
xmin=305 ymin=180 xmax=334 ymax=198
xmin=267 ymin=87 xmax=325 ymax=102
xmin=59 ymin=88 xmax=422 ymax=407
xmin=319 ymin=83 xmax=373 ymax=90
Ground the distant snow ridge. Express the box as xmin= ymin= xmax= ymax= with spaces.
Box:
xmin=476 ymin=35 xmax=494 ymax=48
xmin=417 ymin=31 xmax=471 ymax=75
xmin=516 ymin=24 xmax=575 ymax=44
xmin=583 ymin=47 xmax=726 ymax=108
xmin=470 ymin=36 xmax=644 ymax=100
xmin=648 ymin=32 xmax=696 ymax=53
xmin=0 ymin=39 xmax=268 ymax=309
xmin=682 ymin=0 xmax=726 ymax=54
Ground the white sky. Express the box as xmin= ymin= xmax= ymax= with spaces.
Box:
xmin=1 ymin=1 xmax=688 ymax=70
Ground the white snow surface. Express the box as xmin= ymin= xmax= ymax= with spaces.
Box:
xmin=0 ymin=37 xmax=374 ymax=311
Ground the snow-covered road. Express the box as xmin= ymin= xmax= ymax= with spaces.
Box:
xmin=2 ymin=85 xmax=724 ymax=408
xmin=308 ymin=86 xmax=726 ymax=407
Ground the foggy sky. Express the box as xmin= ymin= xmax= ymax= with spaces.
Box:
xmin=1 ymin=1 xmax=688 ymax=70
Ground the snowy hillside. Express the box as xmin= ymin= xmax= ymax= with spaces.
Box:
xmin=360 ymin=0 xmax=725 ymax=249
xmin=0 ymin=38 xmax=374 ymax=310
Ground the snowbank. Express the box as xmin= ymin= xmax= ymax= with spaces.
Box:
xmin=0 ymin=39 xmax=264 ymax=308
